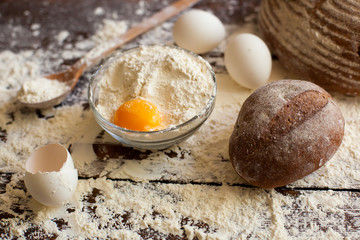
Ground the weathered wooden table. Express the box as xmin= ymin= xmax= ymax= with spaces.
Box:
xmin=1 ymin=0 xmax=360 ymax=239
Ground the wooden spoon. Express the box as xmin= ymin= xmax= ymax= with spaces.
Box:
xmin=19 ymin=0 xmax=200 ymax=109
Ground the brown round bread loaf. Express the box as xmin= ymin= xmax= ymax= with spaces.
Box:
xmin=229 ymin=80 xmax=345 ymax=188
xmin=258 ymin=0 xmax=360 ymax=96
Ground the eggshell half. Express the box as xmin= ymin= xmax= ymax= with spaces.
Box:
xmin=24 ymin=169 xmax=78 ymax=206
xmin=24 ymin=143 xmax=78 ymax=206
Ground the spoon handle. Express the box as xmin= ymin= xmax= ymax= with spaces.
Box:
xmin=73 ymin=0 xmax=201 ymax=73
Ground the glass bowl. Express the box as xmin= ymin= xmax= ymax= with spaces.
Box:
xmin=88 ymin=45 xmax=216 ymax=150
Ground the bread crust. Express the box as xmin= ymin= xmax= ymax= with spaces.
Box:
xmin=258 ymin=0 xmax=360 ymax=96
xmin=229 ymin=80 xmax=345 ymax=188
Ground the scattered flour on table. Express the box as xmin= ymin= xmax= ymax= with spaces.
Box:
xmin=1 ymin=16 xmax=360 ymax=239
xmin=0 ymin=17 xmax=129 ymax=171
xmin=1 ymin=176 xmax=357 ymax=239
xmin=55 ymin=30 xmax=70 ymax=44
xmin=93 ymin=19 xmax=128 ymax=44
xmin=15 ymin=18 xmax=128 ymax=105
xmin=94 ymin=7 xmax=106 ymax=16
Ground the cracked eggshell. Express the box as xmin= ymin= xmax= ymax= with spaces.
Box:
xmin=24 ymin=143 xmax=78 ymax=206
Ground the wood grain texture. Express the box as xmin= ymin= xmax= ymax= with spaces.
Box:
xmin=1 ymin=174 xmax=360 ymax=239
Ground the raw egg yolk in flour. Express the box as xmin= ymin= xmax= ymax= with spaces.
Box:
xmin=113 ymin=99 xmax=164 ymax=131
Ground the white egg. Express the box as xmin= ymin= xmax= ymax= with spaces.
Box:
xmin=24 ymin=143 xmax=78 ymax=206
xmin=224 ymin=33 xmax=272 ymax=89
xmin=172 ymin=9 xmax=226 ymax=54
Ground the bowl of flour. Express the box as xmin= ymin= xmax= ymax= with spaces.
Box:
xmin=88 ymin=44 xmax=216 ymax=149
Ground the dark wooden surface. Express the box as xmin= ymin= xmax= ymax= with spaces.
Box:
xmin=1 ymin=0 xmax=360 ymax=239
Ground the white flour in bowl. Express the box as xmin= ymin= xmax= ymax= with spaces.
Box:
xmin=96 ymin=45 xmax=215 ymax=127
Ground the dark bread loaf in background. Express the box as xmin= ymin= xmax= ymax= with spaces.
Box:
xmin=229 ymin=80 xmax=345 ymax=188
xmin=258 ymin=0 xmax=360 ymax=96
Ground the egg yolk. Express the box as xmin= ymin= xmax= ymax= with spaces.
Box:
xmin=113 ymin=99 xmax=164 ymax=131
